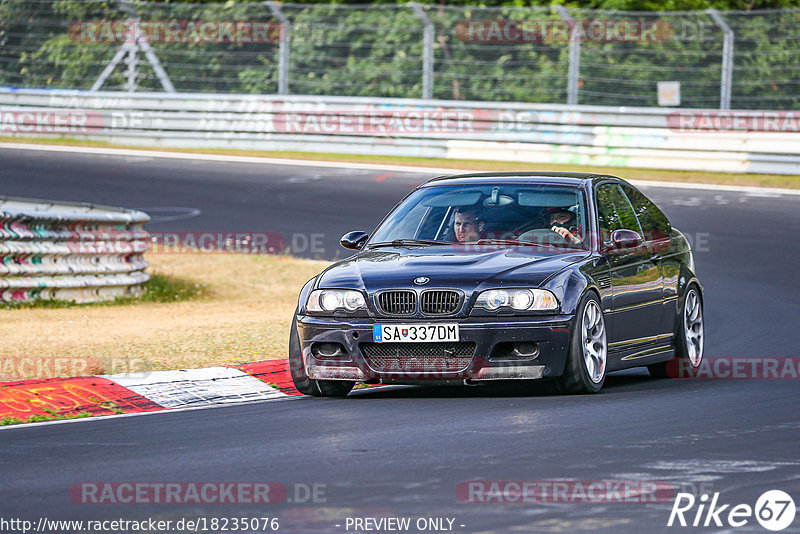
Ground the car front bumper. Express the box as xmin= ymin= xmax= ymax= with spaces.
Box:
xmin=296 ymin=314 xmax=574 ymax=383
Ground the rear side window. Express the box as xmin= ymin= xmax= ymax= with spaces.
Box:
xmin=620 ymin=184 xmax=671 ymax=242
xmin=595 ymin=183 xmax=642 ymax=243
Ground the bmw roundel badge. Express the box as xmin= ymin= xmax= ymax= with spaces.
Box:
xmin=414 ymin=276 xmax=430 ymax=285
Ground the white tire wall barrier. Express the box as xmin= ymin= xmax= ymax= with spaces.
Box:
xmin=0 ymin=197 xmax=150 ymax=303
xmin=1 ymin=88 xmax=799 ymax=175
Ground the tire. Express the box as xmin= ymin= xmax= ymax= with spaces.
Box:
xmin=288 ymin=317 xmax=354 ymax=397
xmin=648 ymin=284 xmax=704 ymax=378
xmin=556 ymin=292 xmax=607 ymax=394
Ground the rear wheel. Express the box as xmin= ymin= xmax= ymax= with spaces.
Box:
xmin=288 ymin=318 xmax=354 ymax=397
xmin=648 ymin=285 xmax=704 ymax=378
xmin=556 ymin=293 xmax=607 ymax=394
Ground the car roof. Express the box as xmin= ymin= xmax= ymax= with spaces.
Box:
xmin=422 ymin=171 xmax=623 ymax=188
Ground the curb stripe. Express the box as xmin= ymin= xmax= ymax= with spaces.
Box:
xmin=236 ymin=360 xmax=302 ymax=396
xmin=105 ymin=367 xmax=287 ymax=409
xmin=0 ymin=376 xmax=165 ymax=421
xmin=0 ymin=360 xmax=296 ymax=425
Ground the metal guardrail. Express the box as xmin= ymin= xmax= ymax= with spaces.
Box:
xmin=0 ymin=196 xmax=150 ymax=303
xmin=1 ymin=88 xmax=799 ymax=175
xmin=3 ymin=2 xmax=799 ymax=109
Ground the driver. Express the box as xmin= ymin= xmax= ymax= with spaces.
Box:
xmin=453 ymin=206 xmax=485 ymax=244
xmin=545 ymin=207 xmax=582 ymax=245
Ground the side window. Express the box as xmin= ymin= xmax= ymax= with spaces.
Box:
xmin=595 ymin=183 xmax=642 ymax=243
xmin=418 ymin=206 xmax=450 ymax=240
xmin=620 ymin=184 xmax=671 ymax=242
xmin=380 ymin=201 xmax=431 ymax=241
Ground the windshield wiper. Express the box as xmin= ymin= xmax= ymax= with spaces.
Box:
xmin=368 ymin=238 xmax=450 ymax=248
xmin=476 ymin=238 xmax=551 ymax=247
xmin=477 ymin=238 xmax=587 ymax=250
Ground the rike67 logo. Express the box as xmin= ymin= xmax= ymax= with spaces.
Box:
xmin=668 ymin=490 xmax=796 ymax=531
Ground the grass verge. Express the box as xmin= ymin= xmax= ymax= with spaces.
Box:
xmin=0 ymin=252 xmax=328 ymax=381
xmin=1 ymin=136 xmax=798 ymax=190
xmin=0 ymin=273 xmax=203 ymax=310
xmin=1 ymin=411 xmax=93 ymax=425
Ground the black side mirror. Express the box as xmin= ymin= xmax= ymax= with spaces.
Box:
xmin=340 ymin=231 xmax=369 ymax=250
xmin=610 ymin=229 xmax=643 ymax=249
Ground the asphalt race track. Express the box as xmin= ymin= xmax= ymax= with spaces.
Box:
xmin=1 ymin=146 xmax=799 ymax=533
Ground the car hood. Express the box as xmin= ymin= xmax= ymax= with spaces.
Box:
xmin=317 ymin=245 xmax=590 ymax=294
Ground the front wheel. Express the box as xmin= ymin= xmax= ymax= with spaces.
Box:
xmin=556 ymin=293 xmax=607 ymax=394
xmin=648 ymin=285 xmax=704 ymax=378
xmin=288 ymin=317 xmax=354 ymax=397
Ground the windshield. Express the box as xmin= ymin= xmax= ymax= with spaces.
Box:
xmin=369 ymin=183 xmax=587 ymax=249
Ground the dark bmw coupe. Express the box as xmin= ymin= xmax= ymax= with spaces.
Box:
xmin=289 ymin=172 xmax=704 ymax=396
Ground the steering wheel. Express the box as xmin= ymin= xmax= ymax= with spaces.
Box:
xmin=514 ymin=219 xmax=545 ymax=234
xmin=518 ymin=228 xmax=570 ymax=244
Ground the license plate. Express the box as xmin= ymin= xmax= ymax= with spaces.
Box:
xmin=373 ymin=324 xmax=459 ymax=343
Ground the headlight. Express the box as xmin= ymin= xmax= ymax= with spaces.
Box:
xmin=307 ymin=289 xmax=366 ymax=313
xmin=474 ymin=288 xmax=558 ymax=311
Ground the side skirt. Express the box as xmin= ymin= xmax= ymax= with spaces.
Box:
xmin=607 ymin=342 xmax=675 ymax=371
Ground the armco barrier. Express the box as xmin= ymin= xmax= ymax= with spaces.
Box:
xmin=0 ymin=197 xmax=150 ymax=303
xmin=1 ymin=88 xmax=799 ymax=174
